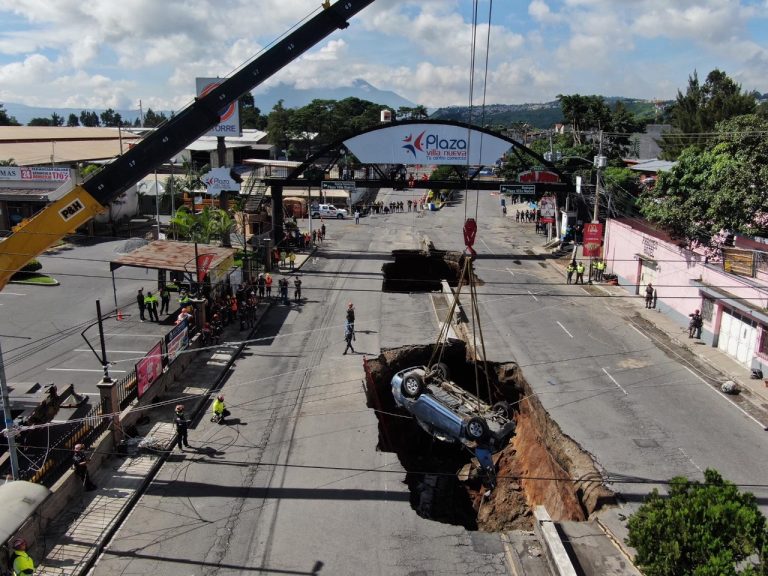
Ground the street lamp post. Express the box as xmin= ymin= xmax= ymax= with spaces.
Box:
xmin=154 ymin=170 xmax=161 ymax=239
xmin=1 ymin=338 xmax=21 ymax=479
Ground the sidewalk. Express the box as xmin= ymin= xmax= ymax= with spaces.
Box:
xmin=34 ymin=253 xmax=315 ymax=576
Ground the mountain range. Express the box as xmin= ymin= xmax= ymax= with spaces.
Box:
xmin=1 ymin=80 xmax=664 ymax=128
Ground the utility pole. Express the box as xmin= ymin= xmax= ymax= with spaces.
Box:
xmin=593 ymin=131 xmax=606 ymax=223
xmin=96 ymin=300 xmax=112 ymax=384
xmin=0 ymin=339 xmax=20 ymax=479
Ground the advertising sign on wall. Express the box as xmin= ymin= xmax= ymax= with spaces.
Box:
xmin=582 ymin=222 xmax=604 ymax=257
xmin=0 ymin=166 xmax=72 ymax=182
xmin=136 ymin=340 xmax=164 ymax=398
xmin=166 ymin=319 xmax=189 ymax=364
xmin=539 ymin=196 xmax=557 ymax=224
xmin=344 ymin=123 xmax=511 ymax=165
xmin=196 ymin=77 xmax=241 ymax=137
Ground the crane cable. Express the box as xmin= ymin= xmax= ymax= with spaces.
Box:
xmin=462 ymin=1 xmax=495 ymax=405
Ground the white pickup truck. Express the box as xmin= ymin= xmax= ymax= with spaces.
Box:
xmin=311 ymin=203 xmax=348 ymax=219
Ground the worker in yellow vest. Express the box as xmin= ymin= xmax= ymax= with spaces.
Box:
xmin=566 ymin=261 xmax=576 ymax=284
xmin=11 ymin=537 xmax=35 ymax=576
xmin=575 ymin=261 xmax=585 ymax=284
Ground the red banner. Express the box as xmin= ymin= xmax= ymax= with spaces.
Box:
xmin=197 ymin=253 xmax=215 ymax=282
xmin=582 ymin=222 xmax=604 ymax=257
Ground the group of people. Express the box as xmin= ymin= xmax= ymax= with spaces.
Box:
xmin=136 ymin=286 xmax=172 ymax=322
xmin=515 ymin=209 xmax=539 ymax=223
xmin=565 ymin=261 xmax=586 ymax=285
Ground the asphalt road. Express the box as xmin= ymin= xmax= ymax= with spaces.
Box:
xmin=36 ymin=187 xmax=766 ymax=575
xmin=90 ymin=202 xmax=510 ymax=575
xmin=2 ymin=238 xmax=189 ymax=399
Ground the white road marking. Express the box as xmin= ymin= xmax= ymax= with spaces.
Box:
xmin=74 ymin=349 xmax=148 ymax=354
xmin=678 ymin=447 xmax=703 ymax=472
xmin=479 ymin=238 xmax=494 ymax=254
xmin=580 ymin=287 xmax=590 ymax=295
xmin=527 ymin=290 xmax=539 ymax=302
xmin=0 ymin=292 xmax=26 ymax=296
xmin=630 ymin=324 xmax=650 ymax=340
xmin=684 ymin=365 xmax=767 ymax=430
xmin=505 ymin=267 xmax=515 ymax=277
xmin=556 ymin=321 xmax=573 ymax=338
xmin=602 ymin=367 xmax=628 ymax=395
xmin=47 ymin=368 xmax=127 ymax=373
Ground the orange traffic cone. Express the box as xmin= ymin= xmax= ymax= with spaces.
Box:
xmin=117 ymin=309 xmax=123 ymax=321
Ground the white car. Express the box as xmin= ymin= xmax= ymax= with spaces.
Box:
xmin=311 ymin=204 xmax=348 ymax=219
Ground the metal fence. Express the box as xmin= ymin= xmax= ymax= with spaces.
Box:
xmin=115 ymin=369 xmax=138 ymax=411
xmin=0 ymin=401 xmax=112 ymax=487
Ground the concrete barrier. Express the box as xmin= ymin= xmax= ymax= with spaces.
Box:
xmin=533 ymin=505 xmax=578 ymax=576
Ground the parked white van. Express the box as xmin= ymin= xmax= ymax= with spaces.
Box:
xmin=311 ymin=204 xmax=348 ymax=219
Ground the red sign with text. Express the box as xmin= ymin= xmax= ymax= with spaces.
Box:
xmin=582 ymin=223 xmax=604 ymax=257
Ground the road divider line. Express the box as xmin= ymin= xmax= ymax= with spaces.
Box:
xmin=527 ymin=290 xmax=539 ymax=302
xmin=602 ymin=367 xmax=628 ymax=395
xmin=556 ymin=321 xmax=573 ymax=338
xmin=678 ymin=447 xmax=703 ymax=472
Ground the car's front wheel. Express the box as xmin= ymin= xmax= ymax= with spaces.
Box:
xmin=432 ymin=362 xmax=450 ymax=380
xmin=312 ymin=212 xmax=320 ymax=218
xmin=466 ymin=416 xmax=488 ymax=441
xmin=401 ymin=372 xmax=424 ymax=398
xmin=337 ymin=214 xmax=344 ymax=219
xmin=492 ymin=401 xmax=510 ymax=419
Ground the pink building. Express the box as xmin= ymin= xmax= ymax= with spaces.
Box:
xmin=604 ymin=218 xmax=768 ymax=372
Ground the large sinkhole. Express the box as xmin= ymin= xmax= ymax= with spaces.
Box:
xmin=382 ymin=248 xmax=482 ymax=292
xmin=364 ymin=340 xmax=615 ymax=532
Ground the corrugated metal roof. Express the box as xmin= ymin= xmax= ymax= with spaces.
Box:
xmin=0 ymin=139 xmax=139 ymax=166
xmin=629 ymin=159 xmax=676 ymax=173
xmin=110 ymin=240 xmax=236 ymax=273
xmin=0 ymin=188 xmax=55 ymax=202
xmin=0 ymin=126 xmax=140 ymax=142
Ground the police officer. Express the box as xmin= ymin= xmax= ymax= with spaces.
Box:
xmin=159 ymin=285 xmax=171 ymax=315
xmin=136 ymin=288 xmax=146 ymax=322
xmin=144 ymin=291 xmax=159 ymax=322
xmin=594 ymin=259 xmax=605 ymax=281
xmin=178 ymin=289 xmax=190 ymax=308
xmin=72 ymin=443 xmax=97 ymax=491
xmin=10 ymin=537 xmax=34 ymax=576
xmin=575 ymin=261 xmax=585 ymax=284
xmin=566 ymin=261 xmax=576 ymax=285
xmin=174 ymin=405 xmax=191 ymax=451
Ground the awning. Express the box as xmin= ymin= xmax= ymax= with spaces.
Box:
xmin=0 ymin=481 xmax=51 ymax=544
xmin=110 ymin=240 xmax=236 ymax=274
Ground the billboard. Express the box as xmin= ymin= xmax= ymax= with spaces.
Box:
xmin=196 ymin=77 xmax=241 ymax=137
xmin=136 ymin=340 xmax=164 ymax=398
xmin=344 ymin=123 xmax=511 ymax=165
xmin=0 ymin=166 xmax=72 ymax=182
xmin=582 ymin=223 xmax=604 ymax=257
xmin=539 ymin=196 xmax=557 ymax=224
xmin=166 ymin=319 xmax=190 ymax=364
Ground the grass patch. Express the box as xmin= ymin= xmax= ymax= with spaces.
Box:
xmin=11 ymin=272 xmax=58 ymax=285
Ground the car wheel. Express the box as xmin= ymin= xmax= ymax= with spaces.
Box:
xmin=312 ymin=212 xmax=320 ymax=218
xmin=433 ymin=362 xmax=450 ymax=380
xmin=466 ymin=416 xmax=488 ymax=441
xmin=337 ymin=214 xmax=344 ymax=219
xmin=401 ymin=372 xmax=424 ymax=398
xmin=492 ymin=401 xmax=510 ymax=419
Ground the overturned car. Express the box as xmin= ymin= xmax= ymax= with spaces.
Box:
xmin=391 ymin=363 xmax=516 ymax=451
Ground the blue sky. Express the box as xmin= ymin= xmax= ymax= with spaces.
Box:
xmin=0 ymin=0 xmax=766 ymax=112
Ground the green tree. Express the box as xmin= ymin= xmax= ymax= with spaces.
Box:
xmin=267 ymin=100 xmax=292 ymax=155
xmin=79 ymin=110 xmax=100 ymax=127
xmin=0 ymin=104 xmax=20 ymax=126
xmin=240 ymin=92 xmax=266 ymax=130
xmin=143 ymin=108 xmax=167 ymax=127
xmin=606 ymin=100 xmax=643 ymax=159
xmin=169 ymin=206 xmax=233 ymax=246
xmin=557 ymin=94 xmax=611 ymax=145
xmin=639 ymin=114 xmax=768 ymax=249
xmin=28 ymin=117 xmax=54 ymax=126
xmin=66 ymin=113 xmax=80 ymax=127
xmin=659 ymin=69 xmax=756 ymax=160
xmin=627 ymin=469 xmax=767 ymax=576
xmin=100 ymin=108 xmax=123 ymax=127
